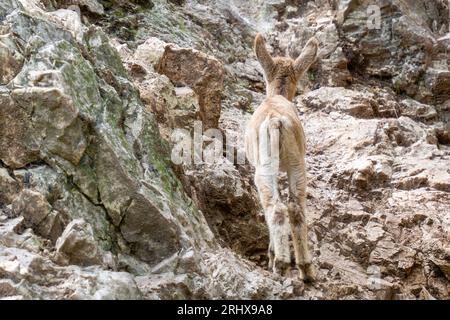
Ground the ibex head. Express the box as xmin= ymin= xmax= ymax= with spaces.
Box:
xmin=254 ymin=33 xmax=319 ymax=101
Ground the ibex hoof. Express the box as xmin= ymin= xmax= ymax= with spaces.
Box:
xmin=299 ymin=263 xmax=317 ymax=283
xmin=273 ymin=259 xmax=291 ymax=277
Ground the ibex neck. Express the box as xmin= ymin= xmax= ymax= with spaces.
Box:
xmin=267 ymin=86 xmax=294 ymax=102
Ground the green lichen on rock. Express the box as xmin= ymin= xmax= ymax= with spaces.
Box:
xmin=0 ymin=0 xmax=217 ymax=272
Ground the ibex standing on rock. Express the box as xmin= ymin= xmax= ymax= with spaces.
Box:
xmin=245 ymin=33 xmax=319 ymax=281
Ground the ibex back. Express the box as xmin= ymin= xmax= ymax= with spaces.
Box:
xmin=245 ymin=33 xmax=319 ymax=281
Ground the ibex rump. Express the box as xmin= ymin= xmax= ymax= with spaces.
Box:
xmin=245 ymin=33 xmax=318 ymax=281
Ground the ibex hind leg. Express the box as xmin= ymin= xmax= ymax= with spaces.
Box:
xmin=269 ymin=118 xmax=293 ymax=276
xmin=267 ymin=237 xmax=274 ymax=270
xmin=255 ymin=172 xmax=291 ymax=276
xmin=256 ymin=117 xmax=291 ymax=276
xmin=287 ymin=162 xmax=316 ymax=282
xmin=270 ymin=203 xmax=292 ymax=276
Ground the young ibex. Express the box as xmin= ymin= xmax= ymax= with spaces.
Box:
xmin=245 ymin=33 xmax=319 ymax=281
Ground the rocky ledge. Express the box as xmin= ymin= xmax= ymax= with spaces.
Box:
xmin=0 ymin=0 xmax=449 ymax=299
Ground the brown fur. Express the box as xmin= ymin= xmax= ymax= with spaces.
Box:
xmin=245 ymin=33 xmax=318 ymax=281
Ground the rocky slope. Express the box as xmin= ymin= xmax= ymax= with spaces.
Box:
xmin=0 ymin=0 xmax=449 ymax=299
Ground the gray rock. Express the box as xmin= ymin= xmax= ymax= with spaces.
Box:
xmin=55 ymin=219 xmax=103 ymax=266
xmin=156 ymin=44 xmax=225 ymax=129
xmin=12 ymin=189 xmax=51 ymax=229
xmin=302 ymin=87 xmax=377 ymax=118
xmin=0 ymin=0 xmax=449 ymax=301
xmin=0 ymin=168 xmax=21 ymax=205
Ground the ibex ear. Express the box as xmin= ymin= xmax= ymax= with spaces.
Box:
xmin=293 ymin=37 xmax=319 ymax=79
xmin=254 ymin=33 xmax=275 ymax=77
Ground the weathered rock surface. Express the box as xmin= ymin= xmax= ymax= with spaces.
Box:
xmin=156 ymin=44 xmax=225 ymax=129
xmin=0 ymin=0 xmax=298 ymax=300
xmin=55 ymin=218 xmax=103 ymax=266
xmin=0 ymin=0 xmax=449 ymax=300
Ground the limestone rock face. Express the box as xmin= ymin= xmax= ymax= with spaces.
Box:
xmin=0 ymin=0 xmax=295 ymax=300
xmin=302 ymin=87 xmax=377 ymax=118
xmin=0 ymin=168 xmax=21 ymax=205
xmin=156 ymin=45 xmax=225 ymax=129
xmin=0 ymin=246 xmax=142 ymax=299
xmin=12 ymin=189 xmax=51 ymax=230
xmin=0 ymin=35 xmax=24 ymax=85
xmin=179 ymin=160 xmax=269 ymax=264
xmin=336 ymin=0 xmax=450 ymax=104
xmin=0 ymin=0 xmax=449 ymax=300
xmin=55 ymin=219 xmax=103 ymax=266
xmin=54 ymin=0 xmax=105 ymax=15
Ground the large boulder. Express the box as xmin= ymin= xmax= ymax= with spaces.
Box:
xmin=0 ymin=34 xmax=24 ymax=84
xmin=53 ymin=0 xmax=105 ymax=15
xmin=115 ymin=37 xmax=268 ymax=264
xmin=0 ymin=168 xmax=21 ymax=205
xmin=156 ymin=44 xmax=225 ymax=129
xmin=302 ymin=87 xmax=377 ymax=118
xmin=0 ymin=246 xmax=142 ymax=299
xmin=0 ymin=0 xmax=304 ymax=301
xmin=55 ymin=219 xmax=103 ymax=266
xmin=12 ymin=189 xmax=51 ymax=229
